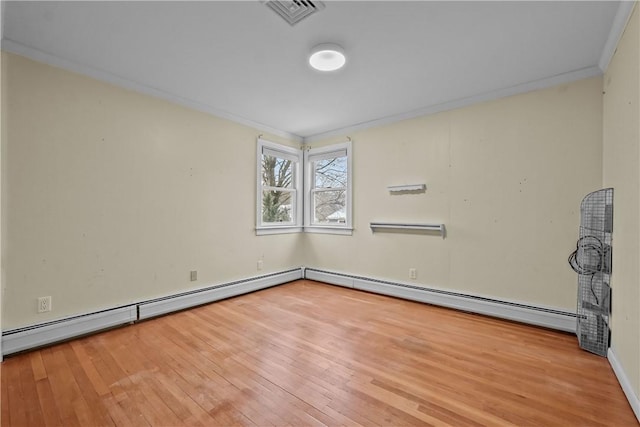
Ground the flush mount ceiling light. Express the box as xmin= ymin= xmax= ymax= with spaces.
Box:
xmin=309 ymin=43 xmax=346 ymax=71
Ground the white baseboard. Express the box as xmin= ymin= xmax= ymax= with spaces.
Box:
xmin=305 ymin=268 xmax=355 ymax=289
xmin=305 ymin=268 xmax=576 ymax=333
xmin=608 ymin=347 xmax=640 ymax=423
xmin=4 ymin=267 xmax=635 ymax=421
xmin=2 ymin=268 xmax=303 ymax=356
xmin=2 ymin=305 xmax=137 ymax=356
xmin=138 ymin=268 xmax=303 ymax=320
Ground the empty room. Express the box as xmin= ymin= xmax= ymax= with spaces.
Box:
xmin=0 ymin=1 xmax=639 ymax=426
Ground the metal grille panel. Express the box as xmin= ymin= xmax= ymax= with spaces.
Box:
xmin=264 ymin=0 xmax=325 ymax=26
xmin=573 ymin=188 xmax=613 ymax=356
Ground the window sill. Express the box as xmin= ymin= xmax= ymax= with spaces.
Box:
xmin=256 ymin=226 xmax=303 ymax=236
xmin=304 ymin=226 xmax=353 ymax=236
xmin=256 ymin=226 xmax=353 ymax=236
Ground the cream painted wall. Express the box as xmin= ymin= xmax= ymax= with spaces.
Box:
xmin=305 ymin=77 xmax=603 ymax=311
xmin=603 ymin=4 xmax=640 ymax=398
xmin=1 ymin=52 xmax=304 ymax=330
xmin=1 ymin=51 xmax=605 ymax=331
xmin=0 ymin=10 xmax=637 ymax=410
xmin=0 ymin=29 xmax=3 ymax=358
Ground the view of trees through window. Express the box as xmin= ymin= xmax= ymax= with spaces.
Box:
xmin=258 ymin=140 xmax=350 ymax=230
xmin=261 ymin=155 xmax=294 ymax=223
xmin=312 ymin=156 xmax=347 ymax=224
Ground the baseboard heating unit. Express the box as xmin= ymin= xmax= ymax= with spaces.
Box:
xmin=137 ymin=268 xmax=302 ymax=320
xmin=2 ymin=306 xmax=138 ymax=356
xmin=2 ymin=267 xmax=575 ymax=356
xmin=304 ymin=268 xmax=577 ymax=333
xmin=1 ymin=268 xmax=303 ymax=356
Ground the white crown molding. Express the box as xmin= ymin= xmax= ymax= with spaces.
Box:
xmin=2 ymin=38 xmax=605 ymax=146
xmin=598 ymin=1 xmax=636 ymax=72
xmin=1 ymin=1 xmax=6 ymax=42
xmin=608 ymin=347 xmax=640 ymax=423
xmin=303 ymin=65 xmax=602 ymax=143
xmin=1 ymin=39 xmax=303 ymax=143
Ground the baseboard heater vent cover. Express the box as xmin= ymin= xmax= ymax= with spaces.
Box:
xmin=138 ymin=268 xmax=303 ymax=320
xmin=304 ymin=268 xmax=576 ymax=332
xmin=2 ymin=305 xmax=137 ymax=356
xmin=2 ymin=268 xmax=303 ymax=356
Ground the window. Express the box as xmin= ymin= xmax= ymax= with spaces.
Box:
xmin=256 ymin=139 xmax=352 ymax=235
xmin=256 ymin=139 xmax=302 ymax=234
xmin=304 ymin=141 xmax=352 ymax=234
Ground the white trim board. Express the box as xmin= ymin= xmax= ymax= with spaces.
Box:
xmin=304 ymin=268 xmax=576 ymax=333
xmin=1 ymin=39 xmax=303 ymax=143
xmin=303 ymin=65 xmax=602 ymax=143
xmin=598 ymin=1 xmax=637 ymax=72
xmin=138 ymin=268 xmax=303 ymax=320
xmin=3 ymin=267 xmax=635 ymax=421
xmin=2 ymin=268 xmax=303 ymax=356
xmin=2 ymin=39 xmax=603 ymax=146
xmin=608 ymin=347 xmax=640 ymax=423
xmin=2 ymin=306 xmax=137 ymax=356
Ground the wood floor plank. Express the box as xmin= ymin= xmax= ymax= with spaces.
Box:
xmin=1 ymin=364 xmax=11 ymax=427
xmin=34 ymin=378 xmax=63 ymax=427
xmin=95 ymin=393 xmax=134 ymax=427
xmin=18 ymin=356 xmax=47 ymax=427
xmin=2 ymin=280 xmax=637 ymax=426
xmin=39 ymin=347 xmax=82 ymax=427
xmin=136 ymin=322 xmax=275 ymax=426
xmin=28 ymin=352 xmax=47 ymax=382
xmin=79 ymin=339 xmax=149 ymax=426
xmin=62 ymin=344 xmax=116 ymax=426
xmin=137 ymin=318 xmax=279 ymax=426
xmin=70 ymin=340 xmax=111 ymax=396
xmin=4 ymin=356 xmax=27 ymax=427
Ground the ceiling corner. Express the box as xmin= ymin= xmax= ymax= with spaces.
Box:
xmin=1 ymin=0 xmax=5 ymax=42
xmin=598 ymin=1 xmax=636 ymax=72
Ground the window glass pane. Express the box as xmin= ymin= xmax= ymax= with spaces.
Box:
xmin=313 ymin=190 xmax=346 ymax=224
xmin=262 ymin=190 xmax=294 ymax=223
xmin=262 ymin=155 xmax=294 ymax=188
xmin=314 ymin=156 xmax=347 ymax=188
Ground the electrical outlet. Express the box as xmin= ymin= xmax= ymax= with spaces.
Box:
xmin=190 ymin=270 xmax=197 ymax=281
xmin=257 ymin=260 xmax=263 ymax=271
xmin=37 ymin=296 xmax=52 ymax=313
xmin=409 ymin=268 xmax=417 ymax=280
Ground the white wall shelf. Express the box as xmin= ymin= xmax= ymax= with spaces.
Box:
xmin=369 ymin=222 xmax=446 ymax=238
xmin=387 ymin=184 xmax=426 ymax=193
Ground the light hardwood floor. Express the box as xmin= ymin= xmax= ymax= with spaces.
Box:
xmin=1 ymin=280 xmax=637 ymax=426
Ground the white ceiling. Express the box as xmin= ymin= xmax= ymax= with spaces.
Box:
xmin=1 ymin=1 xmax=630 ymax=141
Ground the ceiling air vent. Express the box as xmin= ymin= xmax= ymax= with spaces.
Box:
xmin=264 ymin=0 xmax=325 ymax=26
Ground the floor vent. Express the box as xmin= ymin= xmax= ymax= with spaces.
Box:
xmin=264 ymin=0 xmax=325 ymax=26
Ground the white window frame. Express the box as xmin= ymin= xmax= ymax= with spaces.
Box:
xmin=304 ymin=141 xmax=353 ymax=235
xmin=256 ymin=138 xmax=303 ymax=235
